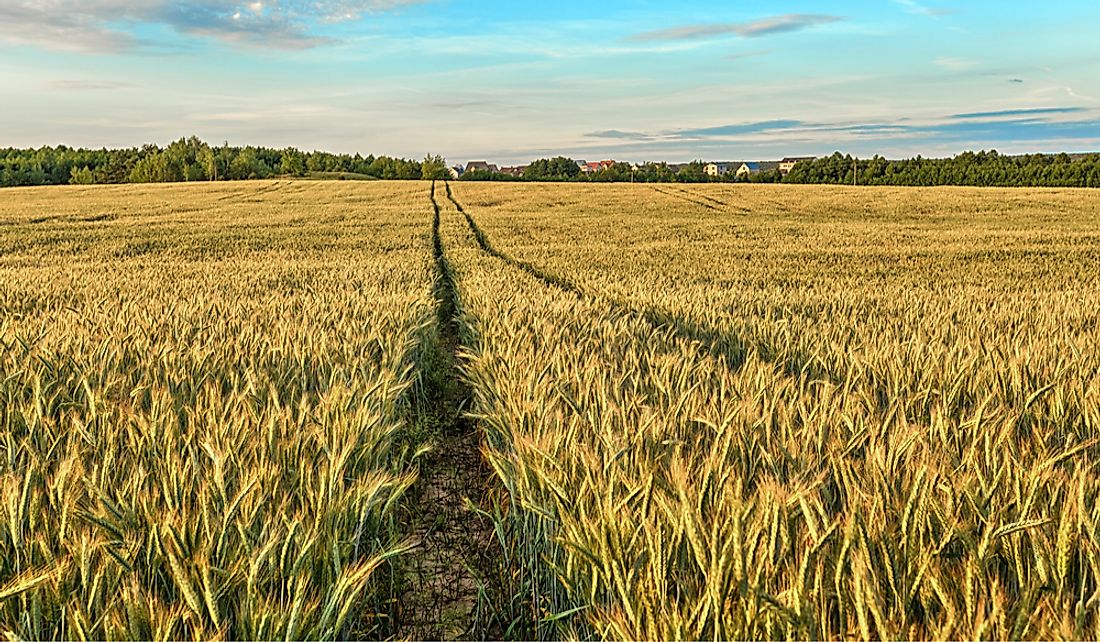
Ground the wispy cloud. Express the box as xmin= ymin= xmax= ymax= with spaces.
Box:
xmin=934 ymin=57 xmax=976 ymax=70
xmin=909 ymin=116 xmax=1100 ymax=143
xmin=0 ymin=2 xmax=141 ymax=53
xmin=585 ymin=120 xmax=805 ymax=142
xmin=952 ymin=107 xmax=1086 ymax=119
xmin=671 ymin=120 xmax=804 ymax=139
xmin=585 ymin=130 xmax=652 ymax=141
xmin=44 ymin=80 xmax=138 ymax=91
xmin=726 ymin=49 xmax=771 ymax=61
xmin=630 ymin=14 xmax=842 ymax=42
xmin=576 ymin=110 xmax=1100 ymax=159
xmin=894 ymin=0 xmax=955 ymax=17
xmin=0 ymin=0 xmax=427 ymax=53
xmin=1066 ymin=86 xmax=1099 ymax=103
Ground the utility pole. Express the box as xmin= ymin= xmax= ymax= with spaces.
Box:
xmin=853 ymin=156 xmax=858 ymax=186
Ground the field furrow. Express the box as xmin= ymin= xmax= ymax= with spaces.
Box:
xmin=439 ymin=184 xmax=779 ymax=639
xmin=395 ymin=183 xmax=500 ymax=639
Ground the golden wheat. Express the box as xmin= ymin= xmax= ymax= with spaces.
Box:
xmin=3 ymin=179 xmax=1099 ymax=640
xmin=443 ymin=181 xmax=1100 ymax=640
xmin=0 ymin=181 xmax=434 ymax=639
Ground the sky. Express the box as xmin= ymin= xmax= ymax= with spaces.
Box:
xmin=2 ymin=0 xmax=1099 ymax=164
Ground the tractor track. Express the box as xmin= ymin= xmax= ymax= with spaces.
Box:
xmin=443 ymin=181 xmax=838 ymax=383
xmin=652 ymin=185 xmax=751 ymax=213
xmin=395 ymin=181 xmax=500 ymax=640
xmin=651 ymin=185 xmax=720 ymax=210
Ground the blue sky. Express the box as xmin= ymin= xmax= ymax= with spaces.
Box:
xmin=2 ymin=0 xmax=1099 ymax=163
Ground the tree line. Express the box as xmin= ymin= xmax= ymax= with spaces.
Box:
xmin=477 ymin=151 xmax=1100 ymax=187
xmin=0 ymin=137 xmax=451 ymax=187
xmin=465 ymin=157 xmax=696 ymax=183
xmin=4 ymin=138 xmax=1099 ymax=188
xmin=782 ymin=151 xmax=1100 ymax=187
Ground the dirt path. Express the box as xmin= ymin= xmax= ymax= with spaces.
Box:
xmin=396 ymin=182 xmax=499 ymax=640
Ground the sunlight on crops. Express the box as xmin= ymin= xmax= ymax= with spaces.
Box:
xmin=0 ymin=181 xmax=433 ymax=639
xmin=445 ymin=182 xmax=1100 ymax=639
xmin=2 ymin=179 xmax=1099 ymax=640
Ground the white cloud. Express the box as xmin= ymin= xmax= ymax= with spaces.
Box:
xmin=0 ymin=0 xmax=426 ymax=52
xmin=44 ymin=80 xmax=138 ymax=91
xmin=934 ymin=57 xmax=976 ymax=70
xmin=1065 ymin=86 xmax=1098 ymax=103
xmin=894 ymin=0 xmax=954 ymax=18
xmin=630 ymin=14 xmax=843 ymax=42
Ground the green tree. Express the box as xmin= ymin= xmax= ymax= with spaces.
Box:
xmin=675 ymin=161 xmax=708 ymax=183
xmin=523 ymin=157 xmax=580 ymax=181
xmin=279 ymin=150 xmax=307 ymax=177
xmin=421 ymin=154 xmax=450 ymax=180
xmin=69 ymin=166 xmax=95 ymax=185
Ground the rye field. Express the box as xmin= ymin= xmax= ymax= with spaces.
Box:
xmin=1 ymin=180 xmax=1099 ymax=640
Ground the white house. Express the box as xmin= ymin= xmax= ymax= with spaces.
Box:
xmin=705 ymin=162 xmax=736 ymax=177
xmin=779 ymin=156 xmax=815 ymax=174
xmin=736 ymin=161 xmax=780 ymax=178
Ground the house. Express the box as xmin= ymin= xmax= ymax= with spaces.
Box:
xmin=498 ymin=165 xmax=527 ymax=177
xmin=448 ymin=165 xmax=464 ymax=179
xmin=705 ymin=162 xmax=736 ymax=177
xmin=465 ymin=161 xmax=498 ymax=174
xmin=581 ymin=160 xmax=616 ymax=174
xmin=736 ymin=161 xmax=780 ymax=178
xmin=778 ymin=156 xmax=815 ymax=174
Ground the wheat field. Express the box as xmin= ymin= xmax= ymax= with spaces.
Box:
xmin=2 ymin=180 xmax=1099 ymax=640
xmin=0 ymin=181 xmax=435 ymax=639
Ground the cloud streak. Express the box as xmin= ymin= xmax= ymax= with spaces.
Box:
xmin=933 ymin=57 xmax=976 ymax=70
xmin=630 ymin=14 xmax=842 ymax=42
xmin=726 ymin=49 xmax=771 ymax=61
xmin=579 ymin=110 xmax=1100 ymax=158
xmin=894 ymin=0 xmax=955 ymax=17
xmin=951 ymin=107 xmax=1086 ymax=120
xmin=585 ymin=120 xmax=805 ymax=142
xmin=44 ymin=80 xmax=138 ymax=91
xmin=0 ymin=0 xmax=426 ymax=52
xmin=585 ymin=130 xmax=652 ymax=141
xmin=671 ymin=120 xmax=804 ymax=139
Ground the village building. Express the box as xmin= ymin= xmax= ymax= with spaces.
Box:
xmin=704 ymin=162 xmax=736 ymax=177
xmin=778 ymin=156 xmax=815 ymax=174
xmin=581 ymin=160 xmax=616 ymax=174
xmin=464 ymin=161 xmax=498 ymax=174
xmin=736 ymin=161 xmax=780 ymax=178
